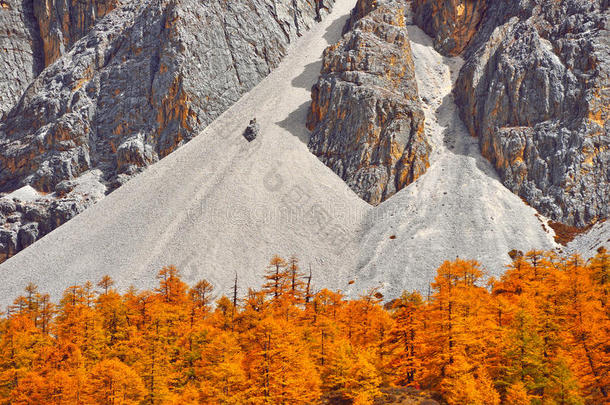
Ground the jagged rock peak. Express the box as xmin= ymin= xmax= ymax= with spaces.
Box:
xmin=308 ymin=0 xmax=429 ymax=205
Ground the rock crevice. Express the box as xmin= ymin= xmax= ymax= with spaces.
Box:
xmin=413 ymin=0 xmax=486 ymax=56
xmin=0 ymin=0 xmax=115 ymax=120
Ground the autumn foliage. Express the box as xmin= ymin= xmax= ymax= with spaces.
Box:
xmin=0 ymin=249 xmax=608 ymax=404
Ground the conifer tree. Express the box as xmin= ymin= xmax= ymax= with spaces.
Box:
xmin=189 ymin=280 xmax=214 ymax=313
xmin=590 ymin=247 xmax=609 ymax=309
xmin=545 ymin=359 xmax=585 ymax=405
xmin=196 ymin=331 xmax=246 ymax=404
xmin=287 ymin=256 xmax=306 ymax=303
xmin=323 ymin=340 xmax=381 ymax=404
xmin=387 ymin=291 xmax=422 ymax=385
xmin=97 ymin=275 xmax=115 ymax=295
xmin=262 ymin=255 xmax=289 ymax=301
xmin=504 ymin=381 xmax=530 ymax=405
xmin=561 ymin=255 xmax=608 ymax=402
xmin=156 ymin=266 xmax=188 ymax=305
xmin=245 ymin=317 xmax=321 ymax=404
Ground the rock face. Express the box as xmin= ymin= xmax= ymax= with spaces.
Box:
xmin=0 ymin=0 xmax=43 ymax=120
xmin=0 ymin=0 xmax=114 ymax=121
xmin=415 ymin=0 xmax=609 ymax=227
xmin=412 ymin=0 xmax=486 ymax=56
xmin=344 ymin=0 xmax=377 ymax=32
xmin=33 ymin=0 xmax=118 ymax=66
xmin=308 ymin=0 xmax=429 ymax=205
xmin=0 ymin=190 xmax=100 ymax=262
xmin=454 ymin=0 xmax=609 ymax=226
xmin=0 ymin=0 xmax=335 ymax=261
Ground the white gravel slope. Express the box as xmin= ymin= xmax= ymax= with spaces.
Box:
xmin=0 ymin=4 xmax=557 ymax=306
xmin=567 ymin=221 xmax=610 ymax=258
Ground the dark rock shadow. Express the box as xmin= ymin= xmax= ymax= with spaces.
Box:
xmin=276 ymin=101 xmax=312 ymax=145
xmin=22 ymin=0 xmax=45 ymax=75
xmin=323 ymin=12 xmax=350 ymax=44
xmin=292 ymin=61 xmax=322 ymax=90
xmin=438 ymin=93 xmax=500 ymax=179
xmin=276 ymin=8 xmax=352 ymax=146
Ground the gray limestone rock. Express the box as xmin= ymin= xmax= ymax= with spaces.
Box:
xmin=412 ymin=0 xmax=609 ymax=226
xmin=412 ymin=0 xmax=486 ymax=56
xmin=0 ymin=198 xmax=16 ymax=215
xmin=0 ymin=0 xmax=115 ymax=121
xmin=0 ymin=0 xmax=43 ymax=120
xmin=453 ymin=0 xmax=609 ymax=226
xmin=33 ymin=0 xmax=118 ymax=67
xmin=0 ymin=183 xmax=98 ymax=261
xmin=0 ymin=0 xmax=335 ymax=193
xmin=308 ymin=0 xmax=429 ymax=205
xmin=0 ymin=227 xmax=17 ymax=261
xmin=17 ymin=222 xmax=38 ymax=250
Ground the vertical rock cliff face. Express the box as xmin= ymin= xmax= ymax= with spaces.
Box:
xmin=308 ymin=0 xmax=428 ymax=205
xmin=33 ymin=0 xmax=118 ymax=66
xmin=0 ymin=0 xmax=115 ymax=120
xmin=0 ymin=0 xmax=335 ymax=261
xmin=0 ymin=0 xmax=43 ymax=121
xmin=413 ymin=0 xmax=486 ymax=56
xmin=414 ymin=0 xmax=609 ymax=226
xmin=344 ymin=0 xmax=377 ymax=31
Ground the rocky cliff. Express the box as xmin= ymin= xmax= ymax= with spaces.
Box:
xmin=0 ymin=0 xmax=43 ymax=121
xmin=308 ymin=0 xmax=429 ymax=205
xmin=0 ymin=0 xmax=559 ymax=310
xmin=33 ymin=0 xmax=118 ymax=67
xmin=0 ymin=0 xmax=114 ymax=121
xmin=0 ymin=0 xmax=335 ymax=261
xmin=414 ymin=0 xmax=609 ymax=226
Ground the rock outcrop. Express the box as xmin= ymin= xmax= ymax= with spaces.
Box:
xmin=0 ymin=175 xmax=104 ymax=262
xmin=243 ymin=119 xmax=260 ymax=142
xmin=344 ymin=0 xmax=377 ymax=32
xmin=414 ymin=0 xmax=609 ymax=226
xmin=0 ymin=0 xmax=335 ymax=261
xmin=308 ymin=0 xmax=429 ymax=205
